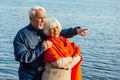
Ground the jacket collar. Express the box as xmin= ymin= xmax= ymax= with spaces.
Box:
xmin=28 ymin=23 xmax=40 ymax=34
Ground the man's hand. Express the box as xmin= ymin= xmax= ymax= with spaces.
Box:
xmin=77 ymin=28 xmax=88 ymax=37
xmin=41 ymin=40 xmax=53 ymax=51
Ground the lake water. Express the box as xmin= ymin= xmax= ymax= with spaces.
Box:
xmin=0 ymin=0 xmax=120 ymax=80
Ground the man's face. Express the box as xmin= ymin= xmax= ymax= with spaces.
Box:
xmin=30 ymin=10 xmax=46 ymax=30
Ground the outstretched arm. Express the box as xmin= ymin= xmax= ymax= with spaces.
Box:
xmin=61 ymin=26 xmax=88 ymax=38
xmin=61 ymin=27 xmax=78 ymax=38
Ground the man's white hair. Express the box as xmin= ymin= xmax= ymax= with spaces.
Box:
xmin=29 ymin=6 xmax=46 ymax=18
xmin=43 ymin=18 xmax=62 ymax=37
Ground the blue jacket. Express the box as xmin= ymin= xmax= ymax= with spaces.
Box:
xmin=13 ymin=23 xmax=78 ymax=80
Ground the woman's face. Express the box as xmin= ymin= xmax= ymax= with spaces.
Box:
xmin=49 ymin=26 xmax=61 ymax=38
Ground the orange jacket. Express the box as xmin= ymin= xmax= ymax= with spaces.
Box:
xmin=44 ymin=36 xmax=82 ymax=80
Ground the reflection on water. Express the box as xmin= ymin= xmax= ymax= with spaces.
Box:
xmin=0 ymin=0 xmax=120 ymax=80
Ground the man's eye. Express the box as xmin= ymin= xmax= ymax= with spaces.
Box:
xmin=50 ymin=29 xmax=54 ymax=32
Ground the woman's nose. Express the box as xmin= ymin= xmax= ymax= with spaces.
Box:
xmin=54 ymin=28 xmax=58 ymax=32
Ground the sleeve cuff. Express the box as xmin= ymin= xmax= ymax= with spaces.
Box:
xmin=76 ymin=26 xmax=81 ymax=29
xmin=73 ymin=26 xmax=81 ymax=35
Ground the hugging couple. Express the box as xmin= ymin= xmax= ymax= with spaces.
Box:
xmin=13 ymin=6 xmax=88 ymax=80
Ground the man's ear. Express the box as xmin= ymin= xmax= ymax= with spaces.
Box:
xmin=29 ymin=17 xmax=32 ymax=21
xmin=29 ymin=17 xmax=33 ymax=22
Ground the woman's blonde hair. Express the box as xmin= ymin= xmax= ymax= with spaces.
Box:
xmin=43 ymin=18 xmax=62 ymax=36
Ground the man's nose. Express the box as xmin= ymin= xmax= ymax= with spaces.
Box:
xmin=41 ymin=19 xmax=44 ymax=22
xmin=41 ymin=18 xmax=46 ymax=22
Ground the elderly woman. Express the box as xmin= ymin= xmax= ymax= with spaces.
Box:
xmin=42 ymin=18 xmax=83 ymax=80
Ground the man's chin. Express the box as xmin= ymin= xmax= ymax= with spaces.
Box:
xmin=38 ymin=26 xmax=43 ymax=29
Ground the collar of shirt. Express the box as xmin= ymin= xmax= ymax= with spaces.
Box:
xmin=28 ymin=23 xmax=41 ymax=35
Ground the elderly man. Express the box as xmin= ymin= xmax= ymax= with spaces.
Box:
xmin=13 ymin=6 xmax=88 ymax=80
